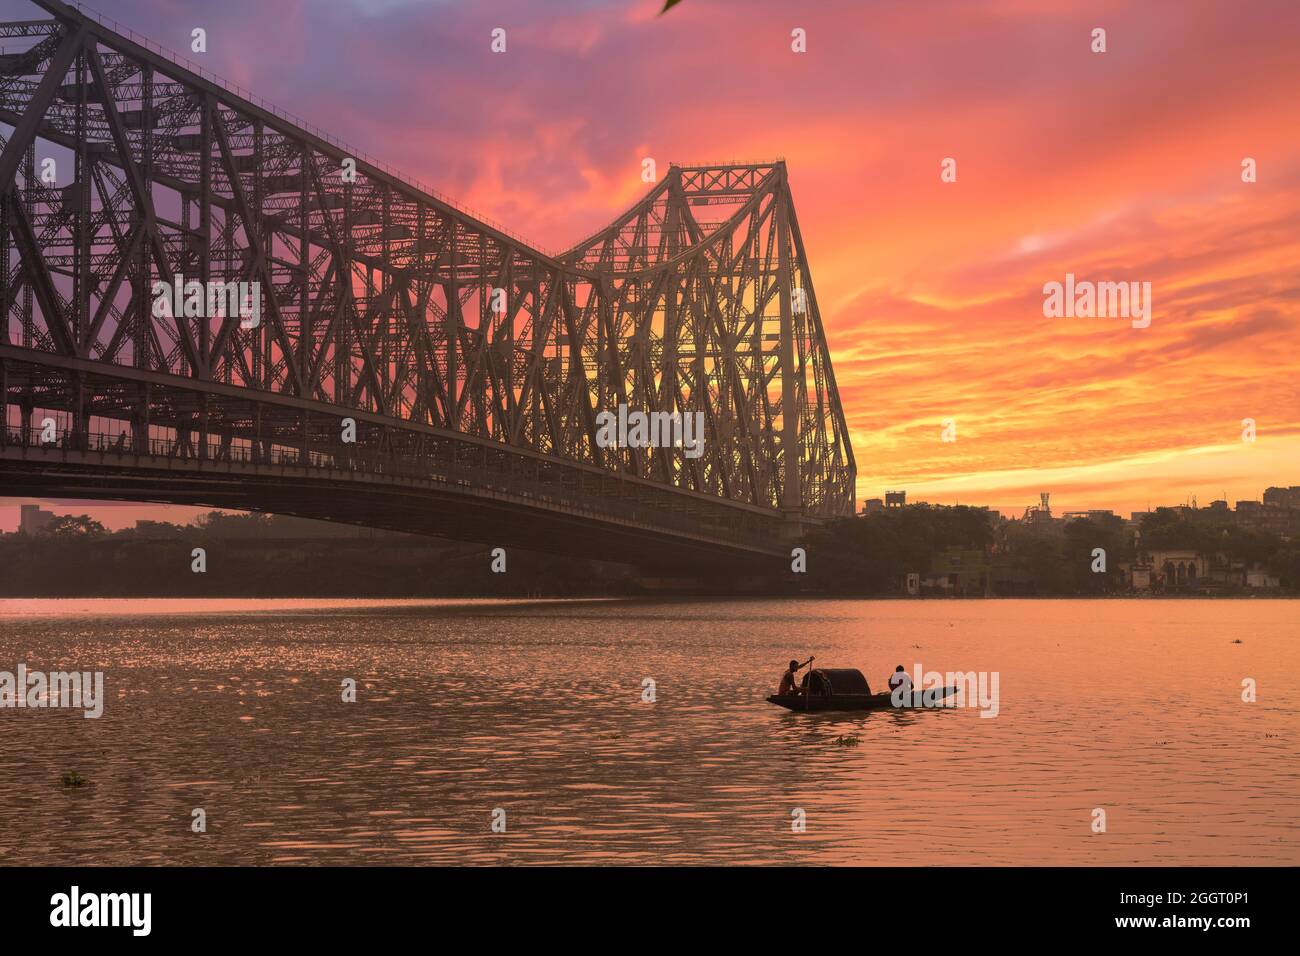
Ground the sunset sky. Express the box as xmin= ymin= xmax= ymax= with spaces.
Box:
xmin=2 ymin=0 xmax=1297 ymax=529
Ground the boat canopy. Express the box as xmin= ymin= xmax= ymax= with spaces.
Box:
xmin=803 ymin=668 xmax=872 ymax=696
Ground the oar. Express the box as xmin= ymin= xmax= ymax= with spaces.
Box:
xmin=803 ymin=655 xmax=815 ymax=711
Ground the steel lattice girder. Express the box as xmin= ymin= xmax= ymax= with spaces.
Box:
xmin=0 ymin=0 xmax=855 ymax=529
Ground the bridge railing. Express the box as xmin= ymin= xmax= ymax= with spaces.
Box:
xmin=1 ymin=425 xmax=783 ymax=551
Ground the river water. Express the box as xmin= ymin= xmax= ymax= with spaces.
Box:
xmin=0 ymin=597 xmax=1294 ymax=865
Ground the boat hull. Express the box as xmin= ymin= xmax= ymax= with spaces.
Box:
xmin=766 ymin=686 xmax=959 ymax=712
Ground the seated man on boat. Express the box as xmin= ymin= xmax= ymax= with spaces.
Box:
xmin=778 ymin=657 xmax=813 ymax=696
xmin=888 ymin=664 xmax=913 ymax=705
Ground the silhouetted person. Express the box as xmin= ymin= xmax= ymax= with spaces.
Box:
xmin=779 ymin=657 xmax=813 ymax=696
xmin=888 ymin=664 xmax=911 ymax=691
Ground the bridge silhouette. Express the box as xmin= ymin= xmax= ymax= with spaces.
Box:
xmin=0 ymin=0 xmax=855 ymax=572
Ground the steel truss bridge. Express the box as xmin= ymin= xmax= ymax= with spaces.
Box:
xmin=0 ymin=0 xmax=855 ymax=571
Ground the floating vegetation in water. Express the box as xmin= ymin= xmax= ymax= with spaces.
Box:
xmin=61 ymin=771 xmax=87 ymax=788
xmin=832 ymin=735 xmax=862 ymax=747
xmin=1232 ymin=639 xmax=1243 ymax=644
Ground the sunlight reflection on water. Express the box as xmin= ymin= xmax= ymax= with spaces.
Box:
xmin=0 ymin=597 xmax=1295 ymax=865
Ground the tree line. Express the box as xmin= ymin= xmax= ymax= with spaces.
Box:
xmin=0 ymin=511 xmax=629 ymax=598
xmin=803 ymin=506 xmax=1300 ymax=596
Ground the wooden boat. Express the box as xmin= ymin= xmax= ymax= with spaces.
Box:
xmin=766 ymin=667 xmax=958 ymax=713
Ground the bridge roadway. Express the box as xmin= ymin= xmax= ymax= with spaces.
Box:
xmin=0 ymin=345 xmax=802 ymax=572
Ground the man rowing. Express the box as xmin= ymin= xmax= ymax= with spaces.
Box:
xmin=778 ymin=657 xmax=814 ymax=696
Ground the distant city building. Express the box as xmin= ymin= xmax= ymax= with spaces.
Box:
xmin=1126 ymin=547 xmax=1282 ymax=592
xmin=1112 ymin=490 xmax=1300 ymax=540
xmin=1062 ymin=509 xmax=1115 ymax=522
xmin=861 ymin=481 xmax=1300 ymax=593
xmin=1021 ymin=492 xmax=1058 ymax=531
xmin=865 ymin=491 xmax=1000 ymax=516
xmin=1263 ymin=486 xmax=1300 ymax=509
xmin=923 ymin=546 xmax=991 ymax=596
xmin=1233 ymin=500 xmax=1300 ymax=538
xmin=1134 ymin=549 xmax=1207 ymax=590
xmin=1246 ymin=567 xmax=1281 ymax=589
xmin=18 ymin=504 xmax=55 ymax=535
